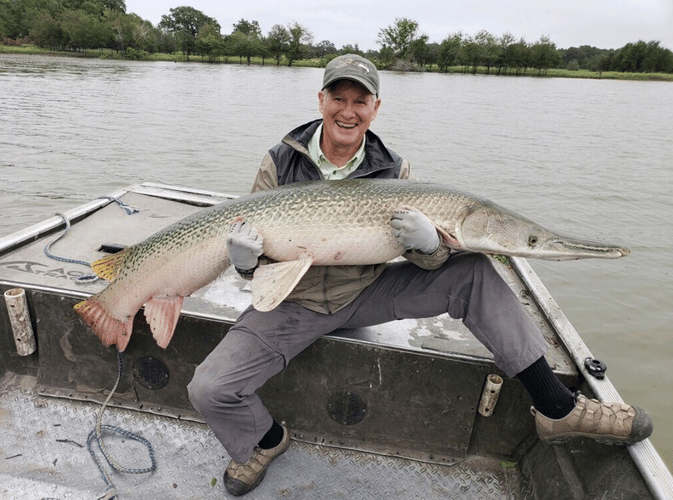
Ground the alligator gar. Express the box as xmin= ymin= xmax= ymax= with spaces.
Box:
xmin=75 ymin=179 xmax=629 ymax=351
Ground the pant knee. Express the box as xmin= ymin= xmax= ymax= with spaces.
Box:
xmin=187 ymin=370 xmax=211 ymax=413
xmin=443 ymin=252 xmax=502 ymax=319
xmin=460 ymin=252 xmax=503 ymax=290
xmin=188 ymin=367 xmax=240 ymax=415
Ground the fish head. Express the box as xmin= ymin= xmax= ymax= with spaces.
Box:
xmin=455 ymin=202 xmax=630 ymax=261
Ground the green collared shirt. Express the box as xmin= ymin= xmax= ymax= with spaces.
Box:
xmin=307 ymin=123 xmax=366 ymax=180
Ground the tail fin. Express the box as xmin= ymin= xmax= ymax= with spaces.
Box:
xmin=74 ymin=298 xmax=134 ymax=352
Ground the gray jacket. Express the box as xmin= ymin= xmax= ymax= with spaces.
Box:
xmin=249 ymin=120 xmax=451 ymax=314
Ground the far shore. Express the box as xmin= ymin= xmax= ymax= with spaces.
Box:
xmin=2 ymin=45 xmax=672 ymax=82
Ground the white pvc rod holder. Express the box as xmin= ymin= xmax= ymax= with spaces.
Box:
xmin=478 ymin=373 xmax=503 ymax=417
xmin=4 ymin=288 xmax=37 ymax=356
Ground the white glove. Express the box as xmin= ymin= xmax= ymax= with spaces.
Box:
xmin=227 ymin=221 xmax=263 ymax=272
xmin=390 ymin=208 xmax=440 ymax=254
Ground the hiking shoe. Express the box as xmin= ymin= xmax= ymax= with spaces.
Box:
xmin=223 ymin=425 xmax=291 ymax=496
xmin=532 ymin=393 xmax=653 ymax=446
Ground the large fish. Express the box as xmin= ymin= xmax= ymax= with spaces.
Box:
xmin=75 ymin=179 xmax=629 ymax=351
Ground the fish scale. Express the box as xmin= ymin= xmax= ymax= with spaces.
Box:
xmin=74 ymin=179 xmax=628 ymax=351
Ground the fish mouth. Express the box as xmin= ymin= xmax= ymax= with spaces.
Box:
xmin=539 ymin=237 xmax=631 ymax=260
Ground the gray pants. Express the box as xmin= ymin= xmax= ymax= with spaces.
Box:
xmin=187 ymin=252 xmax=548 ymax=463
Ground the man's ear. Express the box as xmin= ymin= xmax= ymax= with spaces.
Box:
xmin=318 ymin=90 xmax=326 ymax=114
xmin=372 ymin=98 xmax=381 ymax=120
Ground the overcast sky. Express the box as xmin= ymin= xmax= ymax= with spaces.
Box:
xmin=125 ymin=0 xmax=673 ymax=51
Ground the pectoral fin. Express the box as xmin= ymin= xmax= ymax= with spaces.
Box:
xmin=434 ymin=224 xmax=461 ymax=249
xmin=251 ymin=257 xmax=313 ymax=312
xmin=143 ymin=296 xmax=184 ymax=348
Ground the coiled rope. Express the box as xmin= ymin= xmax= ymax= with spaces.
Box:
xmin=43 ymin=196 xmax=138 ymax=283
xmin=39 ymin=350 xmax=157 ymax=500
xmin=86 ymin=349 xmax=157 ymax=500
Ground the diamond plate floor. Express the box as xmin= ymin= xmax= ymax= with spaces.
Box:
xmin=0 ymin=373 xmax=527 ymax=500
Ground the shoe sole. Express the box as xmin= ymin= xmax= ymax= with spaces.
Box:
xmin=541 ymin=433 xmax=641 ymax=446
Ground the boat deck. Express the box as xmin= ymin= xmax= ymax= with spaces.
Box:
xmin=1 ymin=372 xmax=530 ymax=500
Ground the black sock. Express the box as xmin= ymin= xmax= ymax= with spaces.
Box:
xmin=258 ymin=420 xmax=284 ymax=450
xmin=516 ymin=356 xmax=575 ymax=419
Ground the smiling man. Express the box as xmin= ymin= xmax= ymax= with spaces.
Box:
xmin=187 ymin=54 xmax=653 ymax=497
xmin=317 ymin=61 xmax=381 ymax=169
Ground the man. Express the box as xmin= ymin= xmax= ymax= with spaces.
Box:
xmin=188 ymin=54 xmax=653 ymax=497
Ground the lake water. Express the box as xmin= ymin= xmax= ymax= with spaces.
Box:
xmin=1 ymin=54 xmax=672 ymax=468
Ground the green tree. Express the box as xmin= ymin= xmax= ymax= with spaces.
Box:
xmin=286 ymin=21 xmax=312 ymax=66
xmin=314 ymin=39 xmax=336 ymax=57
xmin=60 ymin=0 xmax=126 ymax=14
xmin=642 ymin=41 xmax=673 ymax=73
xmin=338 ymin=43 xmax=363 ymax=56
xmin=496 ymin=32 xmax=516 ymax=74
xmin=425 ymin=42 xmax=439 ymax=68
xmin=409 ymin=34 xmax=430 ymax=67
xmin=131 ymin=16 xmax=160 ymax=53
xmin=612 ymin=41 xmax=647 ymax=72
xmin=229 ymin=18 xmax=262 ymax=64
xmin=0 ymin=0 xmax=30 ymax=38
xmin=232 ymin=18 xmax=260 ymax=37
xmin=266 ymin=24 xmax=290 ymax=66
xmin=377 ymin=17 xmax=418 ymax=59
xmin=196 ymin=22 xmax=224 ymax=61
xmin=475 ymin=30 xmax=499 ymax=74
xmin=530 ymin=35 xmax=560 ymax=74
xmin=460 ymin=34 xmax=478 ymax=73
xmin=159 ymin=6 xmax=220 ymax=58
xmin=61 ymin=9 xmax=101 ymax=51
xmin=437 ymin=32 xmax=462 ymax=72
xmin=30 ymin=11 xmax=66 ymax=50
xmin=158 ymin=29 xmax=177 ymax=53
xmin=103 ymin=9 xmax=137 ymax=53
xmin=595 ymin=52 xmax=613 ymax=75
xmin=378 ymin=46 xmax=395 ymax=67
xmin=512 ymin=38 xmax=531 ymax=74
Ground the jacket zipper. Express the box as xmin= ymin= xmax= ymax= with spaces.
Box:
xmin=321 ymin=267 xmax=332 ymax=314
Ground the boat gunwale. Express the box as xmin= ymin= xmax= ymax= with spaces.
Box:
xmin=510 ymin=256 xmax=673 ymax=500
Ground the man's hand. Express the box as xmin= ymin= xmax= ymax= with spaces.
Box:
xmin=390 ymin=208 xmax=440 ymax=254
xmin=227 ymin=221 xmax=263 ymax=273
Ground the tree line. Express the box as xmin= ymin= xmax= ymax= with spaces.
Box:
xmin=0 ymin=0 xmax=317 ymax=64
xmin=377 ymin=18 xmax=673 ymax=75
xmin=2 ymin=1 xmax=672 ymax=74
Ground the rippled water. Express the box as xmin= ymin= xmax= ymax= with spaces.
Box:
xmin=1 ymin=54 xmax=672 ymax=466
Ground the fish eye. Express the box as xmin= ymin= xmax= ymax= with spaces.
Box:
xmin=528 ymin=235 xmax=539 ymax=246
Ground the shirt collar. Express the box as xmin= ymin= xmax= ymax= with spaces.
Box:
xmin=308 ymin=122 xmax=366 ymax=173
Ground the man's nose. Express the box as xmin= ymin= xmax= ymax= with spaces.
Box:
xmin=340 ymin=100 xmax=356 ymax=116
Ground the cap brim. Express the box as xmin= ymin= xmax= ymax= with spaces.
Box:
xmin=322 ymin=76 xmax=377 ymax=96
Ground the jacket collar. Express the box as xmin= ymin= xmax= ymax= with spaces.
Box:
xmin=281 ymin=119 xmax=398 ymax=178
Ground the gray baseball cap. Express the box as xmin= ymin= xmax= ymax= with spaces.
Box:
xmin=322 ymin=54 xmax=380 ymax=97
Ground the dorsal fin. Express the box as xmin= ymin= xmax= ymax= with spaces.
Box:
xmin=91 ymin=248 xmax=130 ymax=281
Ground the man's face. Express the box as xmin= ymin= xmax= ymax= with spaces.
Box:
xmin=318 ymin=80 xmax=381 ymax=152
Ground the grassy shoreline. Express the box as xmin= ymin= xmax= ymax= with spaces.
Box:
xmin=2 ymin=44 xmax=672 ymax=82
